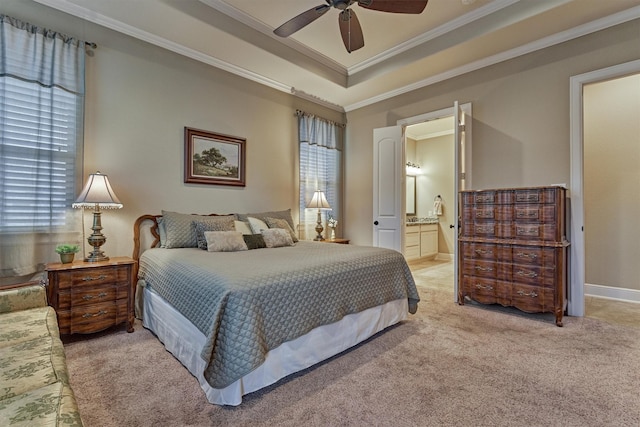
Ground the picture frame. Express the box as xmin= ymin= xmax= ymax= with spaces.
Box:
xmin=184 ymin=127 xmax=246 ymax=187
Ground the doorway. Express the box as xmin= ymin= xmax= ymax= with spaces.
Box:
xmin=569 ymin=59 xmax=640 ymax=317
xmin=404 ymin=118 xmax=456 ymax=260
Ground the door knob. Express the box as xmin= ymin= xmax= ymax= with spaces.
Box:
xmin=449 ymin=224 xmax=455 ymax=228
xmin=374 ymin=221 xmax=379 ymax=225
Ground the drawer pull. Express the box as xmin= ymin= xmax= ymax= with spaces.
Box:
xmin=82 ymin=292 xmax=108 ymax=301
xmin=475 ymin=226 xmax=493 ymax=234
xmin=475 ymin=211 xmax=494 ymax=219
xmin=517 ymin=290 xmax=538 ymax=298
xmin=475 ymin=284 xmax=493 ymax=291
xmin=474 ymin=249 xmax=493 ymax=256
xmin=475 ymin=195 xmax=494 ymax=203
xmin=474 ymin=266 xmax=493 ymax=272
xmin=82 ymin=274 xmax=107 ymax=282
xmin=82 ymin=310 xmax=108 ymax=318
xmin=516 ymin=270 xmax=538 ymax=278
xmin=516 ymin=227 xmax=539 ymax=236
xmin=516 ymin=193 xmax=540 ymax=203
xmin=516 ymin=210 xmax=539 ymax=219
xmin=515 ymin=252 xmax=538 ymax=260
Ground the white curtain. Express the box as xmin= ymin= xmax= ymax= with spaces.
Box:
xmin=0 ymin=15 xmax=85 ymax=280
xmin=297 ymin=111 xmax=343 ymax=240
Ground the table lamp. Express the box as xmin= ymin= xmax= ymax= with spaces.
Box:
xmin=72 ymin=171 xmax=123 ymax=262
xmin=306 ymin=190 xmax=331 ymax=241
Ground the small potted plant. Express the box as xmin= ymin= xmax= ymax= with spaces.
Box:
xmin=55 ymin=244 xmax=80 ymax=264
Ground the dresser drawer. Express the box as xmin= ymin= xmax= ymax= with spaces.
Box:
xmin=57 ymin=299 xmax=129 ymax=334
xmin=511 ymin=284 xmax=555 ymax=313
xmin=463 ymin=242 xmax=509 ymax=262
xmin=462 ymin=259 xmax=510 ymax=280
xmin=508 ymin=223 xmax=561 ymax=241
xmin=510 ymin=264 xmax=556 ymax=288
xmin=462 ymin=191 xmax=513 ymax=205
xmin=461 ymin=276 xmax=511 ymax=306
xmin=513 ymin=187 xmax=560 ymax=205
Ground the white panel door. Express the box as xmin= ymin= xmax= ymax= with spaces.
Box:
xmin=373 ymin=125 xmax=403 ymax=252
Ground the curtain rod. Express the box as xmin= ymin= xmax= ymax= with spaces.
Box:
xmin=295 ymin=109 xmax=345 ymax=128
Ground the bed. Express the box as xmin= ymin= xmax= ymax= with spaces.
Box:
xmin=132 ymin=210 xmax=420 ymax=406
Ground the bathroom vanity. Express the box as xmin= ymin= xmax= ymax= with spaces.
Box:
xmin=405 ymin=220 xmax=438 ymax=261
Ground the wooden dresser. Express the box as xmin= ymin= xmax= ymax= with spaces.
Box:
xmin=46 ymin=257 xmax=136 ymax=335
xmin=458 ymin=186 xmax=569 ymax=326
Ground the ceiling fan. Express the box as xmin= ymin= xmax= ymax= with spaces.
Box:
xmin=273 ymin=0 xmax=429 ymax=53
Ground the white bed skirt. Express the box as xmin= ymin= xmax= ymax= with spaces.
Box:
xmin=142 ymin=286 xmax=408 ymax=406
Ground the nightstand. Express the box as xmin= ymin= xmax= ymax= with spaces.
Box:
xmin=323 ymin=238 xmax=350 ymax=244
xmin=46 ymin=257 xmax=136 ymax=335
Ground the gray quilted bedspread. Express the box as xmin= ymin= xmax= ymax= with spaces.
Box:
xmin=137 ymin=241 xmax=419 ymax=388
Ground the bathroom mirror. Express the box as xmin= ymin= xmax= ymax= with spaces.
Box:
xmin=406 ymin=175 xmax=416 ymax=215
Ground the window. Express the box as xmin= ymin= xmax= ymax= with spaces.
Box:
xmin=0 ymin=14 xmax=85 ymax=278
xmin=297 ymin=111 xmax=343 ymax=240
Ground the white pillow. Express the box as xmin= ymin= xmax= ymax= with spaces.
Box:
xmin=234 ymin=220 xmax=253 ymax=235
xmin=248 ymin=217 xmax=269 ymax=234
xmin=261 ymin=228 xmax=294 ymax=248
xmin=204 ymin=231 xmax=248 ymax=252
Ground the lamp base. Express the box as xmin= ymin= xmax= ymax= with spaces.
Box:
xmin=314 ymin=210 xmax=325 ymax=241
xmin=85 ymin=210 xmax=109 ymax=262
xmin=85 ymin=252 xmax=109 ymax=263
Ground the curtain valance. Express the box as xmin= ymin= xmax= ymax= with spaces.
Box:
xmin=0 ymin=14 xmax=86 ymax=94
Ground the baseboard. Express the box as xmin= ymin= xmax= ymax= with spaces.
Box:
xmin=585 ymin=283 xmax=640 ymax=304
xmin=435 ymin=253 xmax=453 ymax=261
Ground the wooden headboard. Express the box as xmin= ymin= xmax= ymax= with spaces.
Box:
xmin=132 ymin=214 xmax=162 ymax=263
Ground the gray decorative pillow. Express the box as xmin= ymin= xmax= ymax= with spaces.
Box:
xmin=161 ymin=210 xmax=235 ymax=248
xmin=261 ymin=228 xmax=294 ymax=248
xmin=157 ymin=217 xmax=167 ymax=248
xmin=204 ymin=231 xmax=248 ymax=252
xmin=265 ymin=217 xmax=299 ymax=243
xmin=193 ymin=218 xmax=236 ymax=250
xmin=243 ymin=234 xmax=266 ymax=250
xmin=237 ymin=209 xmax=295 ymax=232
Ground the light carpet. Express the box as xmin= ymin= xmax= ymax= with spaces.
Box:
xmin=63 ymin=279 xmax=640 ymax=426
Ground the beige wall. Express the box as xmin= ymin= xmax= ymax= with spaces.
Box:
xmin=345 ymin=19 xmax=640 ymax=246
xmin=4 ymin=0 xmax=344 ymax=259
xmin=584 ymin=74 xmax=640 ymax=291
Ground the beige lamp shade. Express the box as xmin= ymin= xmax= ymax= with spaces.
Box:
xmin=306 ymin=190 xmax=331 ymax=210
xmin=73 ymin=171 xmax=123 ymax=209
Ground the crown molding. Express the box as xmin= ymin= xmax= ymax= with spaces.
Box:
xmin=344 ymin=5 xmax=640 ymax=112
xmin=291 ymin=89 xmax=345 ymax=113
xmin=347 ymin=0 xmax=520 ymax=75
xmin=199 ymin=0 xmax=346 ymax=76
xmin=34 ymin=0 xmax=295 ymax=94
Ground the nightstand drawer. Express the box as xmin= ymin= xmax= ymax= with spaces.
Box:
xmin=58 ymin=299 xmax=129 ymax=334
xmin=67 ymin=283 xmax=128 ymax=307
xmin=57 ymin=266 xmax=129 ymax=289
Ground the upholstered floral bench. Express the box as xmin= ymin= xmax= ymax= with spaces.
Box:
xmin=0 ymin=284 xmax=83 ymax=426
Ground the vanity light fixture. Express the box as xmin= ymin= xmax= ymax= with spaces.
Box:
xmin=406 ymin=162 xmax=421 ymax=175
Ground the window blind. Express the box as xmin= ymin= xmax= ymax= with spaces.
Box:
xmin=0 ymin=76 xmax=80 ymax=232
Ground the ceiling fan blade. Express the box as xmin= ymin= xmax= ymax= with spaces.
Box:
xmin=339 ymin=9 xmax=365 ymax=53
xmin=274 ymin=4 xmax=331 ymax=37
xmin=357 ymin=0 xmax=428 ymax=14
